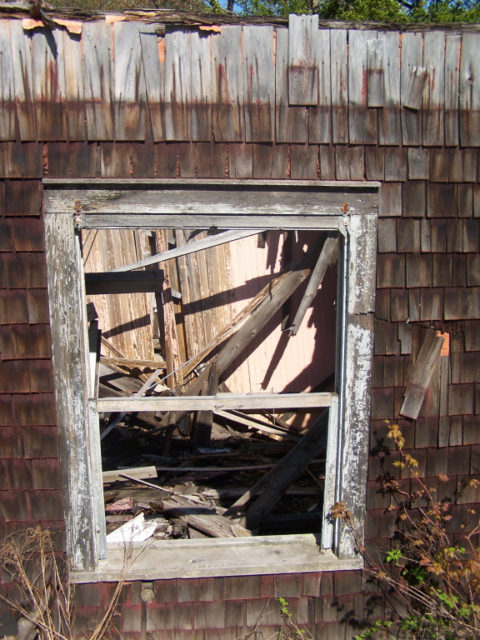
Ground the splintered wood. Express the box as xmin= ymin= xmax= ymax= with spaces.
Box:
xmin=87 ymin=228 xmax=338 ymax=540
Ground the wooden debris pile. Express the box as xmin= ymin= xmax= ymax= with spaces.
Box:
xmin=85 ymin=229 xmax=338 ymax=541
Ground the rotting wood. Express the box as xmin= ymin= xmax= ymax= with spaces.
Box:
xmin=288 ymin=14 xmax=319 ymax=107
xmin=224 ymin=409 xmax=329 ymax=531
xmin=120 ymin=473 xmax=251 ymax=537
xmin=366 ymin=38 xmax=385 ymax=107
xmin=109 ymin=229 xmax=264 ymax=273
xmin=214 ymin=409 xmax=300 ymax=441
xmin=102 ymin=466 xmax=158 ymax=483
xmin=400 ymin=329 xmax=444 ymax=420
xmin=194 ymin=361 xmax=219 ymax=449
xmin=288 ymin=234 xmax=338 ymax=336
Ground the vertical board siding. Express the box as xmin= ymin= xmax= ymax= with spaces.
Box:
xmin=190 ymin=31 xmax=212 ymax=142
xmin=459 ymin=33 xmax=480 ymax=146
xmin=379 ymin=31 xmax=401 ymax=145
xmin=348 ymin=29 xmax=378 ymax=144
xmin=275 ymin=27 xmax=307 ymax=143
xmin=331 ymin=29 xmax=348 ymax=144
xmin=423 ymin=31 xmax=445 ymax=146
xmin=139 ymin=27 xmax=166 ymax=141
xmin=0 ymin=20 xmax=17 ymax=140
xmin=308 ymin=28 xmax=331 ymax=144
xmin=444 ymin=34 xmax=461 ymax=147
xmin=287 ymin=14 xmax=319 ymax=107
xmin=212 ymin=25 xmax=244 ymax=141
xmin=61 ymin=29 xmax=87 ymax=141
xmin=10 ymin=19 xmax=36 ymax=140
xmin=83 ymin=20 xmax=114 ymax=141
xmin=165 ymin=30 xmax=191 ymax=141
xmin=243 ymin=25 xmax=275 ymax=142
xmin=32 ymin=28 xmax=67 ymax=141
xmin=113 ymin=21 xmax=146 ymax=141
xmin=401 ymin=31 xmax=424 ymax=145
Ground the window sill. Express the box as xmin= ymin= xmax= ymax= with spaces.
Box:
xmin=71 ymin=534 xmax=363 ymax=582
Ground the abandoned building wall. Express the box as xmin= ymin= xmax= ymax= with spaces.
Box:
xmin=0 ymin=12 xmax=479 ymax=639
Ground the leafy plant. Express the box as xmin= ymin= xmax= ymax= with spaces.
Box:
xmin=330 ymin=422 xmax=480 ymax=640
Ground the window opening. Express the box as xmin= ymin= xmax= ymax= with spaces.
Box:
xmin=84 ymin=228 xmax=340 ymax=540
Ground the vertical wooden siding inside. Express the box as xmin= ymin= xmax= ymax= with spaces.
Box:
xmin=0 ymin=15 xmax=479 ymax=640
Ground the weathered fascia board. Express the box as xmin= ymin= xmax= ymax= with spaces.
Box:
xmin=96 ymin=391 xmax=334 ymax=413
xmin=43 ymin=180 xmax=379 ymax=223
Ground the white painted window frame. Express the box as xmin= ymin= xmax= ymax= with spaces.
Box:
xmin=43 ymin=179 xmax=378 ymax=581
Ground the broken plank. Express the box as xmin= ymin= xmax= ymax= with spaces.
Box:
xmin=100 ymin=356 xmax=166 ymax=370
xmin=288 ymin=234 xmax=338 ymax=335
xmin=400 ymin=329 xmax=444 ymax=420
xmin=96 ymin=391 xmax=335 ymax=413
xmin=103 ymin=466 xmax=158 ymax=483
xmin=214 ymin=409 xmax=300 ymax=441
xmin=109 ymin=229 xmax=264 ymax=273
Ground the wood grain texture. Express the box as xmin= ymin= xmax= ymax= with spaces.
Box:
xmin=444 ymin=34 xmax=461 ymax=146
xmin=165 ymin=30 xmax=191 ymax=141
xmin=308 ymin=28 xmax=332 ymax=144
xmin=379 ymin=31 xmax=401 ymax=145
xmin=288 ymin=14 xmax=319 ymax=106
xmin=10 ymin=19 xmax=36 ymax=140
xmin=459 ymin=33 xmax=480 ymax=146
xmin=190 ymin=31 xmax=212 ymax=141
xmin=330 ymin=29 xmax=348 ymax=143
xmin=113 ymin=21 xmax=146 ymax=140
xmin=348 ymin=29 xmax=378 ymax=144
xmin=212 ymin=25 xmax=243 ymax=141
xmin=61 ymin=30 xmax=86 ymax=141
xmin=401 ymin=32 xmax=424 ymax=145
xmin=244 ymin=25 xmax=274 ymax=142
xmin=83 ymin=20 xmax=114 ymax=140
xmin=0 ymin=20 xmax=17 ymax=140
xmin=275 ymin=27 xmax=307 ymax=143
xmin=139 ymin=28 xmax=166 ymax=141
xmin=423 ymin=31 xmax=445 ymax=146
xmin=400 ymin=329 xmax=444 ymax=420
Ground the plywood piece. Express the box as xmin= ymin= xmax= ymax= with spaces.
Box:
xmin=83 ymin=20 xmax=114 ymax=140
xmin=423 ymin=31 xmax=445 ymax=146
xmin=139 ymin=28 xmax=166 ymax=141
xmin=0 ymin=20 xmax=17 ymax=140
xmin=379 ymin=31 xmax=401 ymax=145
xmin=401 ymin=32 xmax=423 ymax=145
xmin=212 ymin=25 xmax=243 ymax=141
xmin=244 ymin=25 xmax=274 ymax=142
xmin=275 ymin=27 xmax=307 ymax=143
xmin=459 ymin=33 xmax=480 ymax=146
xmin=331 ymin=29 xmax=348 ymax=143
xmin=444 ymin=35 xmax=460 ymax=146
xmin=308 ymin=28 xmax=331 ymax=144
xmin=10 ymin=19 xmax=35 ymax=140
xmin=288 ymin=14 xmax=319 ymax=106
xmin=348 ymin=29 xmax=378 ymax=144
xmin=400 ymin=329 xmax=444 ymax=420
xmin=113 ymin=21 xmax=146 ymax=140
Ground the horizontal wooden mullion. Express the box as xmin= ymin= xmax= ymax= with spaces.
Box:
xmin=95 ymin=391 xmax=335 ymax=413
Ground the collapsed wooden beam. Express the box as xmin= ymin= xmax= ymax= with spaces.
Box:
xmin=224 ymin=409 xmax=329 ymax=531
xmin=287 ymin=234 xmax=338 ymax=336
xmin=109 ymin=229 xmax=265 ymax=273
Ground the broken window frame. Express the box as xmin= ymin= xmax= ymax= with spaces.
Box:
xmin=43 ymin=179 xmax=378 ymax=580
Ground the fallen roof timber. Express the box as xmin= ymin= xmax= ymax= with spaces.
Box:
xmin=95 ymin=391 xmax=335 ymax=413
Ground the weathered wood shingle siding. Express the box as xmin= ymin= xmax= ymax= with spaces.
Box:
xmin=0 ymin=14 xmax=479 ymax=639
